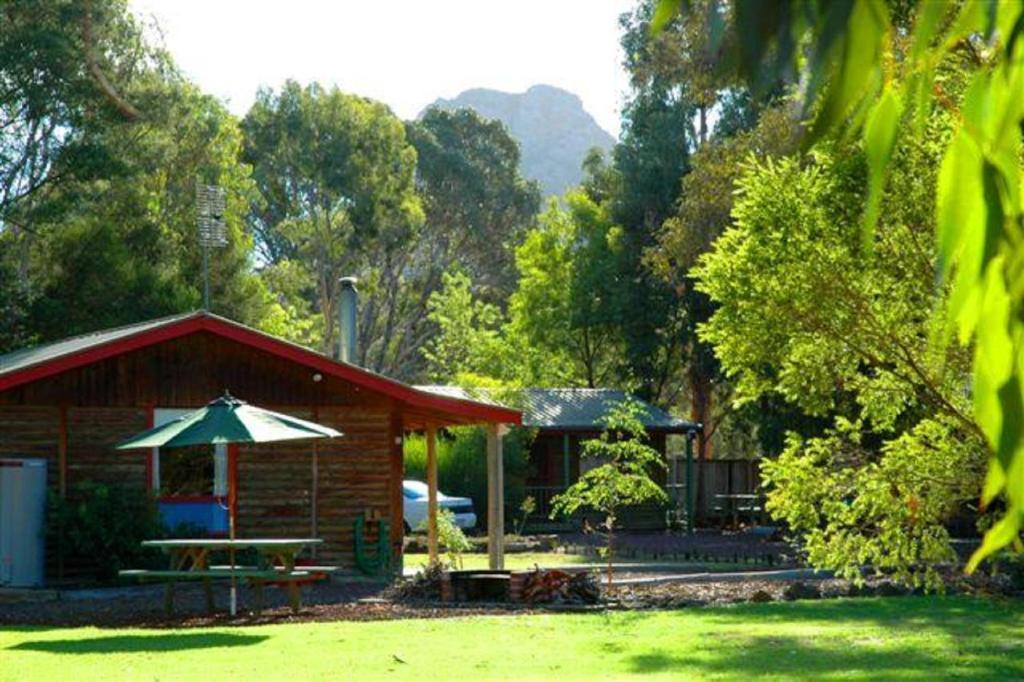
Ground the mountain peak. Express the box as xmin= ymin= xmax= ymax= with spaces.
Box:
xmin=423 ymin=85 xmax=615 ymax=197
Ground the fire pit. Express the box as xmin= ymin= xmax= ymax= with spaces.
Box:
xmin=442 ymin=570 xmax=512 ymax=602
xmin=440 ymin=568 xmax=601 ymax=605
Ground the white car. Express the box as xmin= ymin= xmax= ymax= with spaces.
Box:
xmin=403 ymin=480 xmax=476 ymax=533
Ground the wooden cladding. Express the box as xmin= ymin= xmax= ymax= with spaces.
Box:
xmin=0 ymin=331 xmax=394 ymax=410
xmin=0 ymin=402 xmax=402 ymax=572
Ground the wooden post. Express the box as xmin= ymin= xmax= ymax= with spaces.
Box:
xmin=426 ymin=424 xmax=439 ymax=565
xmin=311 ymin=407 xmax=319 ymax=558
xmin=228 ymin=444 xmax=239 ymax=534
xmin=389 ymin=410 xmax=405 ymax=573
xmin=487 ymin=423 xmax=506 ymax=570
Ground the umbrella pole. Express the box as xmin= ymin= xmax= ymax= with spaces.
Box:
xmin=229 ymin=444 xmax=238 ymax=617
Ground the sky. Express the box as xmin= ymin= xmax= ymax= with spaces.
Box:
xmin=129 ymin=0 xmax=635 ymax=137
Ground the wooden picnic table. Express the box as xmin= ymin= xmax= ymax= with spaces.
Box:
xmin=714 ymin=493 xmax=764 ymax=528
xmin=120 ymin=537 xmax=334 ymax=615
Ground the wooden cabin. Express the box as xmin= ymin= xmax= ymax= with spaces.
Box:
xmin=0 ymin=312 xmax=519 ymax=580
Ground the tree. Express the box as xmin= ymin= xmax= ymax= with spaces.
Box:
xmin=0 ymin=0 xmax=148 ymax=228
xmin=406 ymin=108 xmax=541 ymax=300
xmin=241 ymin=81 xmax=425 ymax=369
xmin=551 ymin=399 xmax=667 ymax=588
xmin=421 ymin=271 xmax=504 ymax=381
xmin=653 ymin=103 xmax=801 ymax=458
xmin=1 ymin=2 xmax=282 ymax=344
xmin=505 ymin=193 xmax=625 ymax=388
xmin=692 ymin=105 xmax=985 ymax=585
xmin=420 ymin=194 xmax=627 ymax=390
xmin=654 ymin=0 xmax=1024 ymax=571
xmin=24 ymin=79 xmax=276 ymax=339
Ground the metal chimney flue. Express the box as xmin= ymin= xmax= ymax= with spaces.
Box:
xmin=338 ymin=276 xmax=358 ymax=364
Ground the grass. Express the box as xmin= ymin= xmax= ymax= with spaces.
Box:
xmin=402 ymin=551 xmax=748 ymax=572
xmin=2 ymin=597 xmax=1022 ymax=680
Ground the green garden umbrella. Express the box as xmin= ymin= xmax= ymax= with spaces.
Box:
xmin=117 ymin=392 xmax=342 ymax=615
xmin=117 ymin=393 xmax=341 ymax=449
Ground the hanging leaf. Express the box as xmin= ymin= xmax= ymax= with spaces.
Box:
xmin=967 ymin=512 xmax=1022 ymax=573
xmin=651 ymin=0 xmax=685 ymax=33
xmin=861 ymin=86 xmax=902 ymax=245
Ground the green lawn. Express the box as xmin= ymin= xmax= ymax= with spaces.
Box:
xmin=2 ymin=597 xmax=1022 ymax=680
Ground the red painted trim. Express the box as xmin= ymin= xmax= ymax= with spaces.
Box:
xmin=0 ymin=312 xmax=522 ymax=425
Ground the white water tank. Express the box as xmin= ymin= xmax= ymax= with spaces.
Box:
xmin=0 ymin=458 xmax=48 ymax=587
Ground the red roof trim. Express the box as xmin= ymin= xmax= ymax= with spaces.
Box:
xmin=0 ymin=313 xmax=521 ymax=425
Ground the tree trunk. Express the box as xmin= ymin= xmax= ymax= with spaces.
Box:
xmin=689 ymin=364 xmax=713 ymax=524
xmin=605 ymin=515 xmax=615 ymax=590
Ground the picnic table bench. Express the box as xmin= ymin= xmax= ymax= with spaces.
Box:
xmin=119 ymin=538 xmax=336 ymax=615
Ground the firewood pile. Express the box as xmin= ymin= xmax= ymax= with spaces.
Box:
xmin=521 ymin=568 xmax=601 ymax=605
xmin=387 ymin=562 xmax=445 ymax=601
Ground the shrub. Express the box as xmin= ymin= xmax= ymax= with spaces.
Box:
xmin=48 ymin=481 xmax=165 ymax=582
xmin=404 ymin=425 xmax=532 ymax=530
xmin=417 ymin=508 xmax=472 ymax=568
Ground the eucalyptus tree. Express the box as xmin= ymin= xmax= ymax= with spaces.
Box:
xmin=406 ymin=107 xmax=541 ymax=301
xmin=241 ymin=82 xmax=425 ymax=371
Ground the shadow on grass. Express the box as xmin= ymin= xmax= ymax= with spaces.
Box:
xmin=620 ymin=597 xmax=1024 ymax=679
xmin=625 ymin=635 xmax=1022 ymax=679
xmin=8 ymin=632 xmax=268 ymax=655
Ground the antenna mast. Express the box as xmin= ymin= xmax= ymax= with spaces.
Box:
xmin=196 ymin=182 xmax=227 ymax=310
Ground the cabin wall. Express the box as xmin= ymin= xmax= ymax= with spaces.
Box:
xmin=234 ymin=405 xmax=396 ymax=568
xmin=0 ymin=331 xmax=404 ymax=579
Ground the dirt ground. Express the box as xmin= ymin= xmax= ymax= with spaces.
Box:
xmin=3 ymin=569 xmax=1015 ymax=630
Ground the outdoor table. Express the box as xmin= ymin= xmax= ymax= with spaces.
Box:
xmin=130 ymin=538 xmax=325 ymax=614
xmin=714 ymin=493 xmax=763 ymax=528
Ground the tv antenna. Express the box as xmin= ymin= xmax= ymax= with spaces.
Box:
xmin=196 ymin=182 xmax=227 ymax=310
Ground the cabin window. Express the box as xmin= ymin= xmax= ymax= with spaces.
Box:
xmin=151 ymin=408 xmax=230 ymax=535
xmin=151 ymin=409 xmax=228 ymax=499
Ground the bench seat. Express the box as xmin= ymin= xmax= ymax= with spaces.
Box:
xmin=119 ymin=569 xmax=311 ymax=580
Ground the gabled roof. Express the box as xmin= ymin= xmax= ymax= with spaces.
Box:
xmin=415 ymin=386 xmax=696 ymax=432
xmin=0 ymin=312 xmax=521 ymax=426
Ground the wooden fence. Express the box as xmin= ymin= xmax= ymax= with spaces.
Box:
xmin=665 ymin=457 xmax=762 ymax=519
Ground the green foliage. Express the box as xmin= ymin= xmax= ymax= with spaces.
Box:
xmin=422 ymin=271 xmax=504 ymax=381
xmin=505 ymin=194 xmax=626 ymax=387
xmin=763 ymin=417 xmax=980 ymax=590
xmin=692 ymin=98 xmax=986 ymax=584
xmin=550 ymin=399 xmax=667 ymax=584
xmin=406 ymin=108 xmax=541 ymax=299
xmin=1 ymin=2 xmax=285 ymax=344
xmin=417 ymin=509 xmax=472 ymax=568
xmin=404 ymin=426 xmax=531 ymax=527
xmin=656 ymin=0 xmax=1024 ymax=571
xmin=48 ymin=482 xmax=165 ymax=583
xmin=515 ymin=495 xmax=537 ymax=536
xmin=420 ymin=193 xmax=627 ymax=389
xmin=241 ymin=81 xmax=424 ymax=365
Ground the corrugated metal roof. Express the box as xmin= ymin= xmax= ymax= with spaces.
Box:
xmin=415 ymin=386 xmax=695 ymax=431
xmin=0 ymin=311 xmax=201 ymax=376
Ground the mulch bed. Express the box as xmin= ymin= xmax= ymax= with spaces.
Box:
xmin=2 ymin=569 xmax=1017 ymax=630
